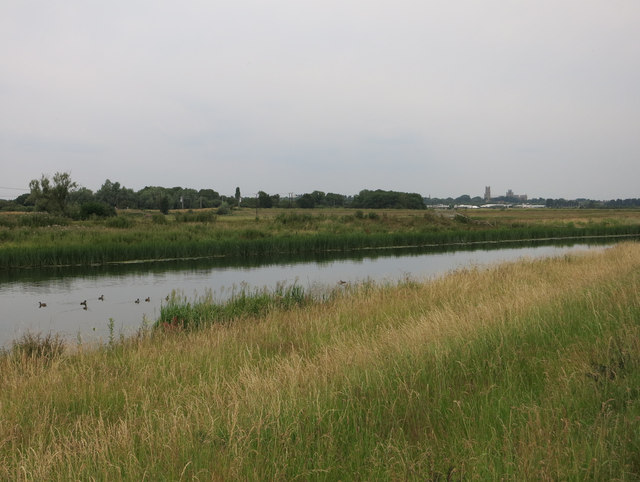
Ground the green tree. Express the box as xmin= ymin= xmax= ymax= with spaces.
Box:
xmin=159 ymin=196 xmax=170 ymax=215
xmin=28 ymin=172 xmax=77 ymax=214
xmin=68 ymin=187 xmax=94 ymax=206
xmin=96 ymin=179 xmax=122 ymax=208
xmin=296 ymin=193 xmax=315 ymax=209
xmin=258 ymin=191 xmax=273 ymax=208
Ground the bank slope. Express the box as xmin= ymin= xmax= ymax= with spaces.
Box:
xmin=1 ymin=243 xmax=639 ymax=479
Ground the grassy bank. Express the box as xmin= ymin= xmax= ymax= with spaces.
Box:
xmin=1 ymin=242 xmax=639 ymax=479
xmin=1 ymin=208 xmax=640 ymax=268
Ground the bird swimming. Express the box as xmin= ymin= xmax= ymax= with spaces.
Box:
xmin=38 ymin=301 xmax=47 ymax=308
xmin=145 ymin=297 xmax=150 ymax=302
xmin=98 ymin=294 xmax=104 ymax=301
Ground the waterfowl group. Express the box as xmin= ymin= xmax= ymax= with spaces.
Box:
xmin=135 ymin=298 xmax=140 ymax=304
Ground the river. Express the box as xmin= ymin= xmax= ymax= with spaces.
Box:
xmin=0 ymin=240 xmax=616 ymax=347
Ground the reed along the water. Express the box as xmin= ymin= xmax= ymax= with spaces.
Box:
xmin=2 ymin=242 xmax=640 ymax=479
xmin=1 ymin=209 xmax=639 ymax=268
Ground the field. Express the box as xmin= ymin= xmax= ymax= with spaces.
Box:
xmin=1 ymin=242 xmax=639 ymax=479
xmin=1 ymin=207 xmax=639 ymax=268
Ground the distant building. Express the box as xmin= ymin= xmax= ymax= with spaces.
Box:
xmin=506 ymin=189 xmax=527 ymax=201
xmin=484 ymin=186 xmax=491 ymax=202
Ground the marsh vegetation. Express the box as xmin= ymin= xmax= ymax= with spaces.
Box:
xmin=1 ymin=207 xmax=639 ymax=268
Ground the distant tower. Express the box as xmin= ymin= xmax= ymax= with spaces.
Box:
xmin=484 ymin=186 xmax=491 ymax=202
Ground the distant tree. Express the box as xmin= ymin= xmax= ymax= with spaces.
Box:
xmin=296 ymin=193 xmax=315 ymax=209
xmin=352 ymin=189 xmax=425 ymax=209
xmin=325 ymin=192 xmax=346 ymax=207
xmin=68 ymin=187 xmax=95 ymax=206
xmin=96 ymin=179 xmax=122 ymax=207
xmin=257 ymin=191 xmax=273 ymax=208
xmin=311 ymin=190 xmax=326 ymax=206
xmin=28 ymin=172 xmax=77 ymax=214
xmin=197 ymin=189 xmax=221 ymax=208
xmin=159 ymin=196 xmax=170 ymax=215
xmin=14 ymin=193 xmax=33 ymax=206
xmin=454 ymin=194 xmax=471 ymax=204
xmin=117 ymin=187 xmax=138 ymax=209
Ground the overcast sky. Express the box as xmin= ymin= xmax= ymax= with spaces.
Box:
xmin=1 ymin=1 xmax=639 ymax=201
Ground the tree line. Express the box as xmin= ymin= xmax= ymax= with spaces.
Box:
xmin=2 ymin=172 xmax=639 ymax=217
xmin=0 ymin=173 xmax=429 ymax=217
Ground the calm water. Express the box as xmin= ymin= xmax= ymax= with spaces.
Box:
xmin=0 ymin=241 xmax=613 ymax=347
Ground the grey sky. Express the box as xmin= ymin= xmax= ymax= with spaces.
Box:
xmin=1 ymin=1 xmax=639 ymax=200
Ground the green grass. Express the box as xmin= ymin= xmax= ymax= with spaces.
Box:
xmin=1 ymin=208 xmax=639 ymax=268
xmin=158 ymin=283 xmax=311 ymax=330
xmin=1 ymin=242 xmax=639 ymax=479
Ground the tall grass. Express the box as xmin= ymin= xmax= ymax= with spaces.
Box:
xmin=158 ymin=283 xmax=310 ymax=330
xmin=1 ymin=242 xmax=639 ymax=479
xmin=1 ymin=216 xmax=639 ymax=268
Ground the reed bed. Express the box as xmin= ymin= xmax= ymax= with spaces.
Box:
xmin=1 ymin=212 xmax=639 ymax=268
xmin=1 ymin=242 xmax=639 ymax=479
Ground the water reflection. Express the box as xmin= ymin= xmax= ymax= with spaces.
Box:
xmin=0 ymin=238 xmax=625 ymax=347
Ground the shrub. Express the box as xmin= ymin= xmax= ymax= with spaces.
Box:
xmin=80 ymin=201 xmax=116 ymax=219
xmin=216 ymin=202 xmax=231 ymax=215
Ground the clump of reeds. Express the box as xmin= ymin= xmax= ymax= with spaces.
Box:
xmin=9 ymin=331 xmax=65 ymax=363
xmin=158 ymin=283 xmax=310 ymax=330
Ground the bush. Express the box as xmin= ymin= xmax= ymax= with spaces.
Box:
xmin=216 ymin=202 xmax=231 ymax=215
xmin=80 ymin=202 xmax=116 ymax=219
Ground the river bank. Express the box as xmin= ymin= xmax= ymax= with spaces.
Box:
xmin=1 ymin=208 xmax=639 ymax=268
xmin=2 ymin=242 xmax=639 ymax=479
